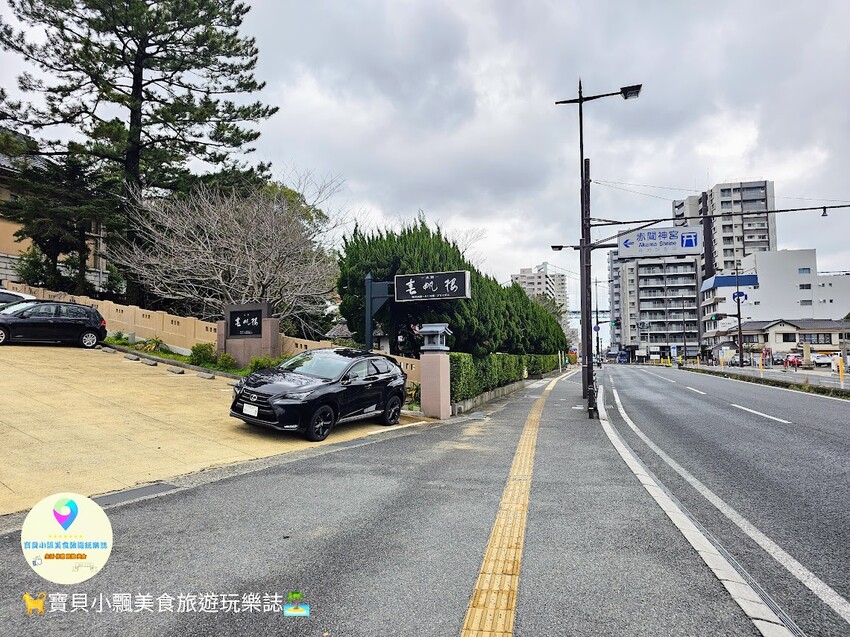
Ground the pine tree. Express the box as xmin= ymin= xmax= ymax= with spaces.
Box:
xmin=0 ymin=0 xmax=278 ymax=194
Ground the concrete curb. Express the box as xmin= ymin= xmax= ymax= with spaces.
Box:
xmin=105 ymin=342 xmax=242 ymax=379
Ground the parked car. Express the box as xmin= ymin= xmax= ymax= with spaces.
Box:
xmin=0 ymin=300 xmax=106 ymax=348
xmin=730 ymin=355 xmax=752 ymax=366
xmin=812 ymin=353 xmax=832 ymax=367
xmin=230 ymin=348 xmax=407 ymax=442
xmin=0 ymin=289 xmax=36 ymax=306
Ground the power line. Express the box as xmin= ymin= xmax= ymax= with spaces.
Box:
xmin=593 ymin=179 xmax=850 ymax=204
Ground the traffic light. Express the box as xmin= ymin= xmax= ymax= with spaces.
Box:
xmin=610 ymin=319 xmax=621 ymax=327
xmin=709 ymin=313 xmax=728 ymax=321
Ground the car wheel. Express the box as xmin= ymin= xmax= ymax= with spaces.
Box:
xmin=79 ymin=330 xmax=99 ymax=349
xmin=304 ymin=405 xmax=335 ymax=442
xmin=382 ymin=395 xmax=402 ymax=426
xmin=0 ymin=327 xmax=8 ymax=345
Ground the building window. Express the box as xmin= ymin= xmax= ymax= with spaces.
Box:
xmin=799 ymin=283 xmax=811 ymax=290
xmin=779 ymin=333 xmax=796 ymax=342
xmin=800 ymin=300 xmax=813 ymax=306
xmin=798 ymin=267 xmax=811 ymax=274
xmin=800 ymin=333 xmax=832 ymax=344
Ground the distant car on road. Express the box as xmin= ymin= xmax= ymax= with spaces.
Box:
xmin=730 ymin=355 xmax=751 ymax=366
xmin=230 ymin=348 xmax=407 ymax=442
xmin=771 ymin=352 xmax=787 ymax=365
xmin=0 ymin=300 xmax=106 ymax=348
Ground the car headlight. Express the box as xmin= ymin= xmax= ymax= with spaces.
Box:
xmin=283 ymin=391 xmax=312 ymax=400
xmin=233 ymin=379 xmax=246 ymax=395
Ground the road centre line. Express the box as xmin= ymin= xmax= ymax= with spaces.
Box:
xmin=730 ymin=404 xmax=791 ymax=424
xmin=598 ymin=386 xmax=793 ymax=636
xmin=643 ymin=369 xmax=677 ymax=383
xmin=686 ymin=387 xmax=707 ymax=395
xmin=608 ymin=384 xmax=850 ymax=627
xmin=461 ymin=370 xmax=574 ymax=636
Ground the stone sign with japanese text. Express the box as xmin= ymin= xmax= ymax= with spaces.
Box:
xmin=394 ymin=271 xmax=472 ymax=302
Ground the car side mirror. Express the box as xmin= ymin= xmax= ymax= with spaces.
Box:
xmin=341 ymin=374 xmax=353 ymax=385
xmin=18 ymin=311 xmax=30 ymax=318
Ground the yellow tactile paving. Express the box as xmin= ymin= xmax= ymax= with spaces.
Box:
xmin=461 ymin=372 xmax=572 ymax=636
xmin=0 ymin=345 xmax=425 ymax=515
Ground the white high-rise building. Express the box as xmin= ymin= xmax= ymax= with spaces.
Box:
xmin=608 ymin=249 xmax=701 ymax=360
xmin=511 ymin=262 xmax=570 ymax=335
xmin=673 ymin=180 xmax=777 ymax=279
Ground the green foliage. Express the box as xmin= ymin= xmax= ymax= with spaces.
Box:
xmin=331 ymin=337 xmax=364 ymax=349
xmin=0 ymin=0 xmax=278 ymax=193
xmin=105 ymin=264 xmax=126 ymax=295
xmin=0 ymin=150 xmax=121 ymax=294
xmin=248 ymin=355 xmax=289 ymax=373
xmin=525 ymin=354 xmax=560 ymax=376
xmin=216 ymin=353 xmax=238 ymax=371
xmin=337 ymin=219 xmax=569 ymax=358
xmin=567 ymin=352 xmax=578 ymax=365
xmin=13 ymin=245 xmax=52 ymax=288
xmin=189 ymin=343 xmax=218 ymax=368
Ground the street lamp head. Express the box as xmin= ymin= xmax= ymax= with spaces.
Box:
xmin=551 ymin=245 xmax=565 ymax=251
xmin=620 ymin=84 xmax=642 ymax=100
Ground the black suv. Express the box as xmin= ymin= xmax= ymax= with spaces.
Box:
xmin=230 ymin=348 xmax=408 ymax=441
xmin=0 ymin=300 xmax=107 ymax=349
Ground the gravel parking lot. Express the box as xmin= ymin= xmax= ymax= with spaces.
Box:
xmin=0 ymin=345 xmax=422 ymax=515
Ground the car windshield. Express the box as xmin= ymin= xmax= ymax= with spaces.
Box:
xmin=0 ymin=300 xmax=38 ymax=314
xmin=276 ymin=351 xmax=353 ymax=380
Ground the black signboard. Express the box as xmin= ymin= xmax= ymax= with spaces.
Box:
xmin=394 ymin=270 xmax=471 ymax=302
xmin=225 ymin=302 xmax=271 ymax=338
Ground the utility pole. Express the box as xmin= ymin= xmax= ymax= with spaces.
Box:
xmin=682 ymin=296 xmax=688 ymax=366
xmin=595 ymin=277 xmax=601 ymax=367
xmin=735 ymin=261 xmax=744 ymax=367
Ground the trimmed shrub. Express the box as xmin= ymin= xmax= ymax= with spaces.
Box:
xmin=189 ymin=342 xmax=217 ymax=367
xmin=449 ymin=352 xmax=535 ymax=403
xmin=217 ymin=353 xmax=238 ymax=371
xmin=248 ymin=355 xmax=289 ymax=372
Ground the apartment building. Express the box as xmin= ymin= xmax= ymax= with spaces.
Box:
xmin=608 ymin=249 xmax=701 ymax=360
xmin=700 ymin=249 xmax=850 ymax=348
xmin=673 ymin=180 xmax=776 ymax=279
xmin=510 ymin=262 xmax=570 ymax=335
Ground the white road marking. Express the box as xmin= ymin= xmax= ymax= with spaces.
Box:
xmin=730 ymin=404 xmax=791 ymax=424
xmin=681 ymin=368 xmax=850 ymax=404
xmin=610 ymin=385 xmax=850 ymax=627
xmin=686 ymin=387 xmax=707 ymax=395
xmin=644 ymin=369 xmax=677 ymax=383
xmin=364 ymin=421 xmax=425 ymax=435
xmin=597 ymin=386 xmax=792 ymax=635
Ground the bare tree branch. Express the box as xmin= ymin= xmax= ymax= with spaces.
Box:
xmin=109 ymin=185 xmax=341 ymax=323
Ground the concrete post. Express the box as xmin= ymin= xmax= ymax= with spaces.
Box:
xmin=420 ymin=351 xmax=451 ymax=420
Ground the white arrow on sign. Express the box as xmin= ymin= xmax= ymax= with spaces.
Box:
xmin=732 ymin=291 xmax=748 ymax=301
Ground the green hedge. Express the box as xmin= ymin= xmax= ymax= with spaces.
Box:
xmin=449 ymin=352 xmax=561 ymax=403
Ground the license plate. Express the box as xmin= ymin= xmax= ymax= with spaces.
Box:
xmin=242 ymin=404 xmax=259 ymax=417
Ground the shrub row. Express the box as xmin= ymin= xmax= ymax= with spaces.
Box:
xmin=189 ymin=342 xmax=286 ymax=372
xmin=449 ymin=352 xmax=561 ymax=403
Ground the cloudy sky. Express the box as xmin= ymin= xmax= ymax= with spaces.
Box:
xmin=236 ymin=0 xmax=850 ymax=307
xmin=3 ymin=1 xmax=849 ymax=326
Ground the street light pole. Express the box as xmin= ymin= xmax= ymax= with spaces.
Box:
xmin=595 ymin=277 xmax=601 ymax=366
xmin=555 ymin=80 xmax=642 ymax=415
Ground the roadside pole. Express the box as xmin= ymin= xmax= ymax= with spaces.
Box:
xmin=759 ymin=355 xmax=764 ymax=379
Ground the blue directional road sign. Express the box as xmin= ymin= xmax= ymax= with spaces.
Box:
xmin=618 ymin=225 xmax=703 ymax=257
xmin=593 ymin=325 xmax=600 ymax=332
xmin=732 ymin=291 xmax=748 ymax=301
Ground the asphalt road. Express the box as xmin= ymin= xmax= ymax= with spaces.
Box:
xmin=602 ymin=365 xmax=850 ymax=637
xmin=1 ymin=371 xmax=767 ymax=636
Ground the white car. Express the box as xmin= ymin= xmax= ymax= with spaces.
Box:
xmin=0 ymin=289 xmax=37 ymax=306
xmin=811 ymin=353 xmax=833 ymax=367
